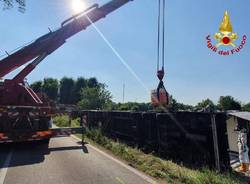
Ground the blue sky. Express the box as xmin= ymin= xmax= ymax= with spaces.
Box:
xmin=0 ymin=0 xmax=249 ymax=105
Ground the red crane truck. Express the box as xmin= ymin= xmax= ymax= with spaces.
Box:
xmin=0 ymin=0 xmax=133 ymax=143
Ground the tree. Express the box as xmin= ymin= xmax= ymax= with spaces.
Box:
xmin=115 ymin=102 xmax=153 ymax=111
xmin=170 ymin=98 xmax=193 ymax=111
xmin=243 ymin=103 xmax=250 ymax=112
xmin=30 ymin=81 xmax=43 ymax=93
xmin=1 ymin=0 xmax=25 ymax=12
xmin=87 ymin=77 xmax=99 ymax=88
xmin=59 ymin=77 xmax=74 ymax=104
xmin=77 ymin=86 xmax=112 ymax=110
xmin=138 ymin=103 xmax=153 ymax=111
xmin=117 ymin=103 xmax=130 ymax=111
xmin=196 ymin=98 xmax=216 ymax=111
xmin=72 ymin=77 xmax=87 ymax=103
xmin=105 ymin=101 xmax=117 ymax=111
xmin=43 ymin=78 xmax=59 ymax=101
xmin=218 ymin=96 xmax=241 ymax=111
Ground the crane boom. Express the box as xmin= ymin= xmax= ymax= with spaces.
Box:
xmin=0 ymin=0 xmax=132 ymax=78
xmin=0 ymin=0 xmax=134 ymax=144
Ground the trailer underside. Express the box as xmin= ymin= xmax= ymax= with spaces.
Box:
xmin=0 ymin=105 xmax=83 ymax=143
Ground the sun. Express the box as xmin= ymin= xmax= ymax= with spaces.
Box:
xmin=72 ymin=0 xmax=86 ymax=13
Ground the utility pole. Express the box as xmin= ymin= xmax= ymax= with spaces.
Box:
xmin=122 ymin=83 xmax=125 ymax=103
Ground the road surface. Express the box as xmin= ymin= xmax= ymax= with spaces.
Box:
xmin=0 ymin=136 xmax=155 ymax=184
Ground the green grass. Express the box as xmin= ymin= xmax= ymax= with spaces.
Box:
xmin=53 ymin=115 xmax=245 ymax=184
xmin=53 ymin=115 xmax=80 ymax=127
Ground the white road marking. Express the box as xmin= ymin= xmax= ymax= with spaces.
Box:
xmin=0 ymin=150 xmax=13 ymax=184
xmin=70 ymin=135 xmax=157 ymax=184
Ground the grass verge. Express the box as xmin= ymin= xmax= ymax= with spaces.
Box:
xmin=53 ymin=115 xmax=245 ymax=184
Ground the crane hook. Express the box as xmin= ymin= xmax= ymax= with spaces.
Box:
xmin=151 ymin=0 xmax=171 ymax=109
xmin=157 ymin=67 xmax=164 ymax=81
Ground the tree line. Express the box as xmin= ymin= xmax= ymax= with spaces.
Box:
xmin=194 ymin=97 xmax=250 ymax=112
xmin=30 ymin=77 xmax=250 ymax=112
xmin=30 ymin=77 xmax=112 ymax=110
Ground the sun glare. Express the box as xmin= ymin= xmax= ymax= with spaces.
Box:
xmin=72 ymin=0 xmax=85 ymax=13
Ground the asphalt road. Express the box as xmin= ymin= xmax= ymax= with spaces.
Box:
xmin=0 ymin=136 xmax=155 ymax=184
